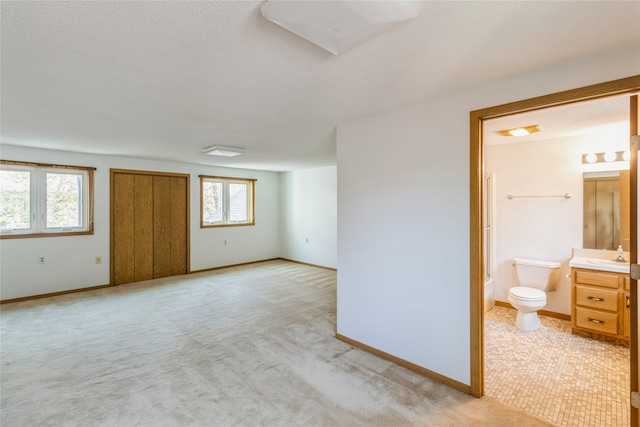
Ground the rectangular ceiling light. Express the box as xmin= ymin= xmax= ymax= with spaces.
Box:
xmin=498 ymin=124 xmax=543 ymax=137
xmin=260 ymin=0 xmax=420 ymax=55
xmin=201 ymin=145 xmax=246 ymax=157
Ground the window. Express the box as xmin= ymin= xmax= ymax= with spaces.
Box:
xmin=200 ymin=175 xmax=255 ymax=227
xmin=0 ymin=161 xmax=94 ymax=238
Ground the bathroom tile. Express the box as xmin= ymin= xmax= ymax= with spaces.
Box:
xmin=484 ymin=306 xmax=629 ymax=427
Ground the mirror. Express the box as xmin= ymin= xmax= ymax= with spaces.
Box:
xmin=583 ymin=170 xmax=630 ymax=250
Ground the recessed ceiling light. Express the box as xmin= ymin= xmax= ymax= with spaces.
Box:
xmin=201 ymin=145 xmax=246 ymax=157
xmin=498 ymin=125 xmax=543 ymax=137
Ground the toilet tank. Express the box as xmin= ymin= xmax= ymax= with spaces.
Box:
xmin=513 ymin=257 xmax=561 ymax=292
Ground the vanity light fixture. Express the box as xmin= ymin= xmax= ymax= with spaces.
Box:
xmin=585 ymin=153 xmax=598 ymax=163
xmin=201 ymin=145 xmax=246 ymax=157
xmin=498 ymin=124 xmax=543 ymax=137
xmin=581 ymin=151 xmax=628 ymax=164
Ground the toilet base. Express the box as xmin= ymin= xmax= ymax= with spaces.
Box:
xmin=515 ymin=310 xmax=540 ymax=331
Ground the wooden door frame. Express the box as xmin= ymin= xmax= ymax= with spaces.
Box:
xmin=631 ymin=94 xmax=639 ymax=427
xmin=110 ymin=168 xmax=191 ymax=286
xmin=469 ymin=77 xmax=640 ymax=416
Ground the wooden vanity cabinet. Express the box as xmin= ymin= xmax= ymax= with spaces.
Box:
xmin=571 ymin=267 xmax=630 ymax=346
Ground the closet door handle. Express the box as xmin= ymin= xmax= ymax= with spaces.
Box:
xmin=586 ymin=296 xmax=605 ymax=302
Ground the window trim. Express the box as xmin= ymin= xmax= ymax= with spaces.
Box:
xmin=199 ymin=175 xmax=256 ymax=228
xmin=0 ymin=160 xmax=95 ymax=239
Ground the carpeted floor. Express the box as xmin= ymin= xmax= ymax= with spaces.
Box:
xmin=1 ymin=260 xmax=554 ymax=426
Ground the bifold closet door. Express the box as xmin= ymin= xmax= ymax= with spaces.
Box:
xmin=153 ymin=175 xmax=188 ymax=279
xmin=113 ymin=173 xmax=154 ymax=285
xmin=112 ymin=171 xmax=188 ymax=285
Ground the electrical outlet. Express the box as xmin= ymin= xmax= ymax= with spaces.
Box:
xmin=95 ymin=256 xmax=102 ymax=264
xmin=39 ymin=256 xmax=45 ymax=264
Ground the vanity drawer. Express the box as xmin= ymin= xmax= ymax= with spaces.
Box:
xmin=575 ymin=307 xmax=618 ymax=335
xmin=575 ymin=285 xmax=618 ymax=312
xmin=574 ymin=270 xmax=619 ymax=289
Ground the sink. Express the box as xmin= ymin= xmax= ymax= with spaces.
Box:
xmin=587 ymin=259 xmax=629 ymax=266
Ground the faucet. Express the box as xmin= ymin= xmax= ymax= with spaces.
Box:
xmin=616 ymin=245 xmax=627 ymax=262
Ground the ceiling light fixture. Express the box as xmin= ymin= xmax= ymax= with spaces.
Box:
xmin=201 ymin=145 xmax=246 ymax=157
xmin=260 ymin=0 xmax=421 ymax=55
xmin=581 ymin=151 xmax=628 ymax=164
xmin=498 ymin=125 xmax=543 ymax=137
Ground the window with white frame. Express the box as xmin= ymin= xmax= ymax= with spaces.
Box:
xmin=0 ymin=161 xmax=94 ymax=238
xmin=200 ymin=175 xmax=255 ymax=227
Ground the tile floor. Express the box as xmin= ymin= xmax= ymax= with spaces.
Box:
xmin=484 ymin=306 xmax=630 ymax=427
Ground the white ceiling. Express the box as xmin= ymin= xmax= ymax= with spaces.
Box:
xmin=484 ymin=94 xmax=632 ymax=147
xmin=1 ymin=1 xmax=639 ymax=171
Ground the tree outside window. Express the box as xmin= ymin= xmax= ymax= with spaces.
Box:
xmin=200 ymin=176 xmax=254 ymax=227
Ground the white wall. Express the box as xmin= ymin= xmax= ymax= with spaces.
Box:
xmin=336 ymin=47 xmax=639 ymax=385
xmin=0 ymin=145 xmax=281 ymax=300
xmin=280 ymin=166 xmax=337 ymax=269
xmin=485 ymin=134 xmax=629 ymax=315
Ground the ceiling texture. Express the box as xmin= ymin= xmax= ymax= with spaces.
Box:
xmin=1 ymin=1 xmax=639 ymax=171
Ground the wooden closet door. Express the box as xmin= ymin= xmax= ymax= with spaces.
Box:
xmin=153 ymin=175 xmax=187 ymax=279
xmin=112 ymin=173 xmax=153 ymax=285
xmin=133 ymin=175 xmax=154 ymax=281
xmin=168 ymin=176 xmax=188 ymax=276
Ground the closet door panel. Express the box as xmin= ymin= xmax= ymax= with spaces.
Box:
xmin=170 ymin=176 xmax=188 ymax=276
xmin=113 ymin=173 xmax=136 ymax=285
xmin=153 ymin=176 xmax=173 ymax=279
xmin=133 ymin=175 xmax=154 ymax=282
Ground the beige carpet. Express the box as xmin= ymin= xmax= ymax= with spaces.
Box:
xmin=1 ymin=260 xmax=554 ymax=426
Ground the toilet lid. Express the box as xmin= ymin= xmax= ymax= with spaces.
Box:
xmin=509 ymin=286 xmax=546 ymax=301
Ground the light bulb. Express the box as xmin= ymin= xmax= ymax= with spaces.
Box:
xmin=508 ymin=128 xmax=529 ymax=137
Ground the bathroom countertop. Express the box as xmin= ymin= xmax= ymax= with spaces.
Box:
xmin=569 ymin=256 xmax=630 ymax=274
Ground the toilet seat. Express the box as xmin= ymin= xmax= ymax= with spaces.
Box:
xmin=508 ymin=286 xmax=546 ymax=302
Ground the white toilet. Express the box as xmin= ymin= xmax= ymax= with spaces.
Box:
xmin=508 ymin=257 xmax=561 ymax=331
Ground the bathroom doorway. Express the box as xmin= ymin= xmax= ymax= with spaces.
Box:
xmin=469 ymin=76 xmax=640 ymax=426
